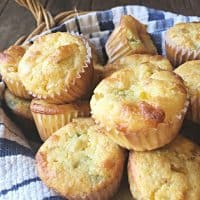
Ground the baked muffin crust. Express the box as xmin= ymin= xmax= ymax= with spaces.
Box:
xmin=165 ymin=22 xmax=200 ymax=66
xmin=104 ymin=54 xmax=172 ymax=77
xmin=18 ymin=32 xmax=93 ymax=103
xmin=128 ymin=136 xmax=200 ymax=200
xmin=175 ymin=60 xmax=200 ymax=124
xmin=4 ymin=89 xmax=32 ymax=120
xmin=31 ymin=99 xmax=90 ymax=115
xmin=105 ymin=15 xmax=157 ymax=63
xmin=91 ymin=63 xmax=188 ymax=151
xmin=175 ymin=60 xmax=200 ymax=94
xmin=166 ymin=22 xmax=200 ymax=50
xmin=36 ymin=118 xmax=125 ymax=199
xmin=31 ymin=99 xmax=90 ymax=141
xmin=0 ymin=45 xmax=31 ymax=99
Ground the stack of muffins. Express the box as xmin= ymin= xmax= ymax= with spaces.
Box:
xmin=0 ymin=45 xmax=37 ymax=139
xmin=0 ymin=15 xmax=200 ymax=200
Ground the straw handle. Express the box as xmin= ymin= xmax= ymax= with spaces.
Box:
xmin=14 ymin=0 xmax=88 ymax=45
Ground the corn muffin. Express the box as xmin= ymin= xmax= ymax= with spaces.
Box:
xmin=175 ymin=60 xmax=200 ymax=124
xmin=128 ymin=136 xmax=200 ymax=200
xmin=104 ymin=54 xmax=173 ymax=77
xmin=31 ymin=99 xmax=90 ymax=141
xmin=91 ymin=63 xmax=188 ymax=151
xmin=165 ymin=22 xmax=200 ymax=67
xmin=4 ymin=89 xmax=32 ymax=120
xmin=105 ymin=15 xmax=157 ymax=63
xmin=18 ymin=32 xmax=93 ymax=104
xmin=3 ymin=89 xmax=39 ymax=140
xmin=0 ymin=45 xmax=31 ymax=99
xmin=36 ymin=118 xmax=125 ymax=199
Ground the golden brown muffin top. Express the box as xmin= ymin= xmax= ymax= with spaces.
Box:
xmin=31 ymin=98 xmax=90 ymax=115
xmin=166 ymin=22 xmax=200 ymax=50
xmin=105 ymin=15 xmax=157 ymax=63
xmin=36 ymin=118 xmax=125 ymax=197
xmin=0 ymin=45 xmax=26 ymax=82
xmin=18 ymin=32 xmax=91 ymax=98
xmin=119 ymin=15 xmax=157 ymax=54
xmin=104 ymin=54 xmax=173 ymax=77
xmin=4 ymin=89 xmax=32 ymax=120
xmin=117 ymin=54 xmax=172 ymax=70
xmin=175 ymin=60 xmax=200 ymax=94
xmin=128 ymin=136 xmax=200 ymax=200
xmin=91 ymin=63 xmax=187 ymax=134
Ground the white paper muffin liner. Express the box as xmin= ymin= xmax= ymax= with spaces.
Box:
xmin=165 ymin=37 xmax=200 ymax=67
xmin=187 ymin=93 xmax=200 ymax=124
xmin=28 ymin=36 xmax=93 ymax=104
xmin=3 ymin=77 xmax=31 ymax=99
xmin=92 ymin=98 xmax=189 ymax=151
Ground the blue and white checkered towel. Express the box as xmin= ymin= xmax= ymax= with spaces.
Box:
xmin=1 ymin=5 xmax=200 ymax=200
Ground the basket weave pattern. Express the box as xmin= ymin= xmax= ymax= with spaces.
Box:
xmin=15 ymin=0 xmax=88 ymax=45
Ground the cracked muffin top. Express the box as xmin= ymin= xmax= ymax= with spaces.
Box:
xmin=92 ymin=64 xmax=186 ymax=129
xmin=18 ymin=32 xmax=92 ymax=102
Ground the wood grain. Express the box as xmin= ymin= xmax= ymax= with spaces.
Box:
xmin=46 ymin=0 xmax=93 ymax=15
xmin=0 ymin=0 xmax=46 ymax=50
xmin=0 ymin=0 xmax=9 ymax=15
xmin=0 ymin=0 xmax=200 ymax=50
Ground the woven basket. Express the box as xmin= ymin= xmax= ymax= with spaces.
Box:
xmin=14 ymin=0 xmax=89 ymax=45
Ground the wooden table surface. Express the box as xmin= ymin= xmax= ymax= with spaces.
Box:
xmin=0 ymin=0 xmax=200 ymax=51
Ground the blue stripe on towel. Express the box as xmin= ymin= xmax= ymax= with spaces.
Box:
xmin=154 ymin=18 xmax=174 ymax=32
xmin=43 ymin=196 xmax=65 ymax=200
xmin=1 ymin=6 xmax=200 ymax=199
xmin=0 ymin=177 xmax=40 ymax=196
xmin=151 ymin=32 xmax=162 ymax=54
xmin=99 ymin=35 xmax=109 ymax=64
xmin=148 ymin=8 xmax=165 ymax=21
xmin=97 ymin=10 xmax=114 ymax=31
xmin=51 ymin=24 xmax=67 ymax=33
xmin=0 ymin=138 xmax=34 ymax=158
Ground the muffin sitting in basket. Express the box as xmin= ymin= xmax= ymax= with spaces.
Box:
xmin=105 ymin=15 xmax=157 ymax=63
xmin=18 ymin=32 xmax=93 ymax=104
xmin=0 ymin=45 xmax=31 ymax=99
xmin=91 ymin=62 xmax=189 ymax=151
xmin=165 ymin=22 xmax=200 ymax=67
xmin=128 ymin=136 xmax=200 ymax=200
xmin=16 ymin=32 xmax=94 ymax=140
xmin=36 ymin=118 xmax=126 ymax=200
